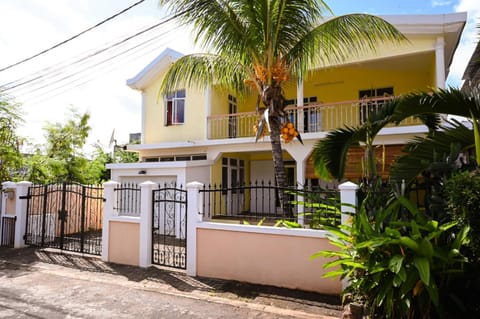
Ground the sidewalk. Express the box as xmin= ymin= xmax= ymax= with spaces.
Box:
xmin=0 ymin=247 xmax=342 ymax=318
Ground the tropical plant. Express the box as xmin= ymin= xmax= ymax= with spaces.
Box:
xmin=158 ymin=0 xmax=405 ymax=213
xmin=312 ymin=87 xmax=480 ymax=183
xmin=390 ymin=119 xmax=475 ymax=185
xmin=445 ymin=170 xmax=480 ymax=261
xmin=314 ymin=195 xmax=470 ymax=318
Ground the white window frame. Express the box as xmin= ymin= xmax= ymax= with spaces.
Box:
xmin=165 ymin=89 xmax=186 ymax=126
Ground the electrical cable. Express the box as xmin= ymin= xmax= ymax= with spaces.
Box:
xmin=3 ymin=18 xmax=178 ymax=94
xmin=0 ymin=0 xmax=147 ymax=73
xmin=2 ymin=16 xmax=178 ymax=92
xmin=19 ymin=26 xmax=179 ymax=104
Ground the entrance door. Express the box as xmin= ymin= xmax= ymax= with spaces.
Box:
xmin=222 ymin=157 xmax=244 ymax=215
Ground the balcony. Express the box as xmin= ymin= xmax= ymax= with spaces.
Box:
xmin=207 ymin=97 xmax=421 ymax=140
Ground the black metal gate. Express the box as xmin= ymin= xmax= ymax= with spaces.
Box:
xmin=24 ymin=183 xmax=104 ymax=255
xmin=152 ymin=184 xmax=187 ymax=269
xmin=1 ymin=216 xmax=16 ymax=248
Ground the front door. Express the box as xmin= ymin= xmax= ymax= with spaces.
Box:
xmin=222 ymin=157 xmax=244 ymax=215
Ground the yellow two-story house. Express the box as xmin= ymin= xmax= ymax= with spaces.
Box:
xmin=109 ymin=12 xmax=466 ymax=206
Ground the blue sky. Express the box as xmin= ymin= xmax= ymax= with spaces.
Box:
xmin=331 ymin=0 xmax=457 ymax=15
xmin=0 ymin=0 xmax=478 ymax=153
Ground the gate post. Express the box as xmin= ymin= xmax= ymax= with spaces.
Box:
xmin=102 ymin=181 xmax=120 ymax=262
xmin=139 ymin=181 xmax=156 ymax=268
xmin=14 ymin=181 xmax=33 ymax=248
xmin=1 ymin=181 xmax=15 ymax=246
xmin=339 ymin=181 xmax=358 ymax=226
xmin=186 ymin=181 xmax=204 ymax=276
xmin=338 ymin=181 xmax=358 ymax=290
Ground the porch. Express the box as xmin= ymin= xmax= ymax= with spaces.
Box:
xmin=207 ymin=97 xmax=421 ymax=140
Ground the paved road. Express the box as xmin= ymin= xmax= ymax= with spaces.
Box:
xmin=0 ymin=247 xmax=342 ymax=319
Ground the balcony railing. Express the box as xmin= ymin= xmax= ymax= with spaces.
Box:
xmin=207 ymin=97 xmax=422 ymax=140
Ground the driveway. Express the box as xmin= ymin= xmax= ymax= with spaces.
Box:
xmin=0 ymin=247 xmax=342 ymax=318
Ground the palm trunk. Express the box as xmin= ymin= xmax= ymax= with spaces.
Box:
xmin=269 ymin=113 xmax=291 ymax=218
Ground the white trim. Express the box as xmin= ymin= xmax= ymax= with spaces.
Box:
xmin=380 ymin=12 xmax=467 ymax=34
xmin=127 ymin=48 xmax=184 ymax=90
xmin=197 ymin=222 xmax=329 ymax=238
xmin=141 ymin=91 xmax=146 ymax=144
xmin=107 ymin=160 xmax=214 ymax=170
xmin=436 ymin=36 xmax=446 ymax=89
xmin=109 ymin=216 xmax=140 ymax=223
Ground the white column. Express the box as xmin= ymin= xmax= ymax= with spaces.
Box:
xmin=1 ymin=182 xmax=14 ymax=215
xmin=285 ymin=143 xmax=312 ymax=226
xmin=186 ymin=181 xmax=204 ymax=276
xmin=338 ymin=181 xmax=359 ymax=290
xmin=338 ymin=181 xmax=359 ymax=226
xmin=1 ymin=181 xmax=15 ymax=244
xmin=139 ymin=181 xmax=156 ymax=268
xmin=102 ymin=181 xmax=119 ymax=262
xmin=14 ymin=181 xmax=33 ymax=248
xmin=296 ymin=78 xmax=304 ymax=132
xmin=296 ymin=158 xmax=306 ymax=226
xmin=435 ymin=36 xmax=446 ymax=89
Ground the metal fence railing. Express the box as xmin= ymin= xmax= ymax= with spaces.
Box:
xmin=199 ymin=181 xmax=340 ymax=227
xmin=114 ymin=183 xmax=141 ymax=216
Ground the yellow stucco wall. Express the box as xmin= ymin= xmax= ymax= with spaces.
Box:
xmin=143 ymin=74 xmax=207 ymax=144
xmin=141 ymin=34 xmax=438 ymax=144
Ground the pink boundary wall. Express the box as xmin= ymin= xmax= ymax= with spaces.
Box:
xmin=196 ymin=226 xmax=341 ymax=295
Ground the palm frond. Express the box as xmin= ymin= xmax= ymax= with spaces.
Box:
xmin=312 ymin=126 xmax=363 ymax=180
xmin=159 ymin=53 xmax=250 ymax=96
xmin=287 ymin=14 xmax=406 ymax=77
xmin=390 ymin=119 xmax=475 ymax=184
xmin=393 ymin=87 xmax=480 ymax=120
xmin=159 ymin=0 xmax=260 ymax=63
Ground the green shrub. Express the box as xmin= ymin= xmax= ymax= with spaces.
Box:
xmin=314 ymin=195 xmax=469 ymax=319
xmin=445 ymin=170 xmax=480 ymax=260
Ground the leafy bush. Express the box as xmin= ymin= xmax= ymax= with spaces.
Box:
xmin=445 ymin=170 xmax=480 ymax=260
xmin=314 ymin=195 xmax=469 ymax=319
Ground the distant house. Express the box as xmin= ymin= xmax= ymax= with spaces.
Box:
xmin=462 ymin=41 xmax=480 ymax=91
xmin=108 ymin=12 xmax=466 ymax=194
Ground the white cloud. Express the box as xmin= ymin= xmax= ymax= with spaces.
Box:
xmin=447 ymin=0 xmax=480 ymax=86
xmin=431 ymin=1 xmax=453 ymax=7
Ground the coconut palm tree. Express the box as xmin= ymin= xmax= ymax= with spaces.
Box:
xmin=158 ymin=0 xmax=404 ymax=214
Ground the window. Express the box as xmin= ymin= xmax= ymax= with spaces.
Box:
xmin=359 ymin=87 xmax=393 ymax=124
xmin=165 ymin=89 xmax=186 ymax=125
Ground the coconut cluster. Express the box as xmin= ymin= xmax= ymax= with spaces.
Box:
xmin=281 ymin=122 xmax=298 ymax=143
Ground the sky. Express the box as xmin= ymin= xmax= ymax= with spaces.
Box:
xmin=0 ymin=0 xmax=479 ymax=156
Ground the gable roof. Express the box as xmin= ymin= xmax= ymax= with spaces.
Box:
xmin=127 ymin=48 xmax=183 ymax=90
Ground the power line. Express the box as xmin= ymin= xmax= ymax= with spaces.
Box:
xmin=3 ymin=16 xmax=178 ymax=92
xmin=17 ymin=26 xmax=178 ymax=104
xmin=0 ymin=0 xmax=146 ymax=73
